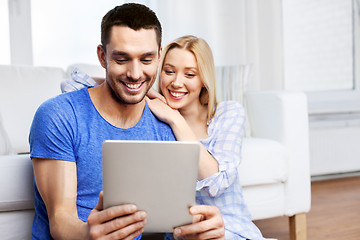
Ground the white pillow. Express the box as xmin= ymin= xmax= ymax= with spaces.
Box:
xmin=0 ymin=114 xmax=13 ymax=155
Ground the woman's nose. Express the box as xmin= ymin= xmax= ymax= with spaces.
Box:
xmin=171 ymin=74 xmax=183 ymax=88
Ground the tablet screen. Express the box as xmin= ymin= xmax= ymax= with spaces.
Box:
xmin=102 ymin=140 xmax=200 ymax=232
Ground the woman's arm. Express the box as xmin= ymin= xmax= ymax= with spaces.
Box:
xmin=196 ymin=102 xmax=245 ymax=197
xmin=148 ymin=100 xmax=246 ymax=198
xmin=146 ymin=99 xmax=245 ymax=197
xmin=145 ymin=97 xmax=219 ymax=180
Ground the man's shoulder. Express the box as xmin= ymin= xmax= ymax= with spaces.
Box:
xmin=142 ymin=105 xmax=175 ymax=140
xmin=143 ymin=105 xmax=170 ymax=128
xmin=38 ymin=88 xmax=88 ymax=113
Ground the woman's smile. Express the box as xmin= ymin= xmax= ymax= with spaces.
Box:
xmin=168 ymin=90 xmax=187 ymax=99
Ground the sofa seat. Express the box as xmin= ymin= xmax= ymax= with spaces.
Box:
xmin=239 ymin=137 xmax=289 ymax=220
xmin=0 ymin=154 xmax=33 ymax=211
xmin=0 ymin=154 xmax=34 ymax=240
xmin=240 ymin=137 xmax=288 ymax=187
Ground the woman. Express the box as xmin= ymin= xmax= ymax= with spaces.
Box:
xmin=63 ymin=36 xmax=266 ymax=240
xmin=147 ymin=36 xmax=265 ymax=240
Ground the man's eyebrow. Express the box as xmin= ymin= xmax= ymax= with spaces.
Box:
xmin=111 ymin=51 xmax=128 ymax=57
xmin=141 ymin=51 xmax=157 ymax=57
xmin=111 ymin=51 xmax=157 ymax=58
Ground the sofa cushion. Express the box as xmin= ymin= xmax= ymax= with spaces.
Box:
xmin=239 ymin=137 xmax=288 ymax=186
xmin=0 ymin=65 xmax=64 ymax=154
xmin=0 ymin=154 xmax=34 ymax=211
xmin=243 ymin=182 xmax=286 ymax=220
xmin=0 ymin=114 xmax=12 ymax=155
xmin=0 ymin=210 xmax=34 ymax=240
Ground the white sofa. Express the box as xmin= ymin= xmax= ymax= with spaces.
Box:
xmin=242 ymin=91 xmax=311 ymax=240
xmin=0 ymin=64 xmax=311 ymax=240
xmin=0 ymin=65 xmax=64 ymax=239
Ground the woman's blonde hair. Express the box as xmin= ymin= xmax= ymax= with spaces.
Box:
xmin=159 ymin=35 xmax=217 ymax=121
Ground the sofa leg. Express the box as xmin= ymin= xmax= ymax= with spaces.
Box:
xmin=289 ymin=213 xmax=307 ymax=240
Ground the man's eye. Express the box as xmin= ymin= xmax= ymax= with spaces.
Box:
xmin=141 ymin=58 xmax=153 ymax=64
xmin=116 ymin=59 xmax=128 ymax=63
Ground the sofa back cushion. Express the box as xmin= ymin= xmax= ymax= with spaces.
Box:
xmin=0 ymin=65 xmax=64 ymax=154
xmin=0 ymin=114 xmax=12 ymax=155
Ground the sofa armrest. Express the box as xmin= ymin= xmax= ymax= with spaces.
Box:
xmin=0 ymin=154 xmax=34 ymax=211
xmin=244 ymin=91 xmax=311 ymax=216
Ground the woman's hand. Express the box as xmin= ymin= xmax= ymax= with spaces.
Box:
xmin=173 ymin=205 xmax=225 ymax=240
xmin=145 ymin=96 xmax=181 ymax=126
xmin=146 ymin=88 xmax=166 ymax=103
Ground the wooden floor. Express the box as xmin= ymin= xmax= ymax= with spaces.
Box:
xmin=254 ymin=176 xmax=360 ymax=240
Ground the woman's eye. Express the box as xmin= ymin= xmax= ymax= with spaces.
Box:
xmin=165 ymin=69 xmax=174 ymax=74
xmin=186 ymin=73 xmax=196 ymax=78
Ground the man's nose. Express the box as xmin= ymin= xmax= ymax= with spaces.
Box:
xmin=126 ymin=61 xmax=142 ymax=80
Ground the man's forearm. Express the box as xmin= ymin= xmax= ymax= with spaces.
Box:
xmin=49 ymin=211 xmax=89 ymax=240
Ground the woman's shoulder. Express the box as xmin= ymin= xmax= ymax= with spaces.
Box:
xmin=217 ymin=100 xmax=243 ymax=109
xmin=206 ymin=101 xmax=246 ymax=139
xmin=214 ymin=101 xmax=245 ymax=119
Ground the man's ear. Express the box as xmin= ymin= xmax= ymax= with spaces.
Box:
xmin=97 ymin=44 xmax=107 ymax=68
xmin=158 ymin=46 xmax=162 ymax=61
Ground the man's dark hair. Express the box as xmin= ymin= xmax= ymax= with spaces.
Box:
xmin=101 ymin=3 xmax=162 ymax=51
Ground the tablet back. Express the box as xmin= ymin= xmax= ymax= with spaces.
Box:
xmin=102 ymin=140 xmax=200 ymax=233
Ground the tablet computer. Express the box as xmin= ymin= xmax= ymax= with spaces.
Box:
xmin=102 ymin=140 xmax=200 ymax=233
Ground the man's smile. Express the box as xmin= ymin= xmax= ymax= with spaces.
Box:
xmin=120 ymin=81 xmax=146 ymax=93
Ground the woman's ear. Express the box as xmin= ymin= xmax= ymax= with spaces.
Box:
xmin=97 ymin=44 xmax=107 ymax=69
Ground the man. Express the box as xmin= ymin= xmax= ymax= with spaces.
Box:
xmin=30 ymin=3 xmax=225 ymax=240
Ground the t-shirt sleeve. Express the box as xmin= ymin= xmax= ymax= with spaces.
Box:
xmin=196 ymin=101 xmax=245 ymax=197
xmin=29 ymin=97 xmax=76 ymax=162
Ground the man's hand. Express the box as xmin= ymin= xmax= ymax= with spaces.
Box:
xmin=173 ymin=205 xmax=225 ymax=240
xmin=87 ymin=191 xmax=147 ymax=239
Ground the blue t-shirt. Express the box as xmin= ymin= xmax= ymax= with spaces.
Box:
xmin=29 ymin=88 xmax=175 ymax=239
